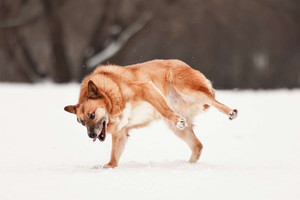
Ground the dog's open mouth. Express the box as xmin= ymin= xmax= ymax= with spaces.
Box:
xmin=93 ymin=120 xmax=106 ymax=142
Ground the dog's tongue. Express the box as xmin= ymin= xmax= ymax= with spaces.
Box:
xmin=92 ymin=121 xmax=106 ymax=142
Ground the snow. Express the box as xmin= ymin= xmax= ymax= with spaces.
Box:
xmin=0 ymin=83 xmax=299 ymax=200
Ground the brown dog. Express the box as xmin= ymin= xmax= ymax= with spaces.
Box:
xmin=64 ymin=59 xmax=237 ymax=168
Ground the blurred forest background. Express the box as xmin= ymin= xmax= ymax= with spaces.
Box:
xmin=0 ymin=0 xmax=299 ymax=89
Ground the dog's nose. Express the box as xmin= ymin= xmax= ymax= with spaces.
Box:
xmin=88 ymin=131 xmax=97 ymax=138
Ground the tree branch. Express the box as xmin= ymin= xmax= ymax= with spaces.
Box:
xmin=86 ymin=12 xmax=152 ymax=68
xmin=0 ymin=0 xmax=44 ymax=29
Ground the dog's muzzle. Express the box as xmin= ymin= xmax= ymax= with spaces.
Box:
xmin=88 ymin=131 xmax=97 ymax=139
xmin=91 ymin=119 xmax=106 ymax=142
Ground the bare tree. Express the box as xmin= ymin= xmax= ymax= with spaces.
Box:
xmin=40 ymin=0 xmax=71 ymax=83
xmin=0 ymin=0 xmax=299 ymax=88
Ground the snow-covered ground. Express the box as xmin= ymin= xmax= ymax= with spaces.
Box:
xmin=0 ymin=84 xmax=299 ymax=200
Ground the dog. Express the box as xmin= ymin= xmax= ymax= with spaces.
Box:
xmin=64 ymin=59 xmax=237 ymax=168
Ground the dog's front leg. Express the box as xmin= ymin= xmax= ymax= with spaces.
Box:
xmin=142 ymin=82 xmax=188 ymax=130
xmin=103 ymin=130 xmax=128 ymax=168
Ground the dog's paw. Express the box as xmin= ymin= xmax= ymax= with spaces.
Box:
xmin=228 ymin=109 xmax=238 ymax=120
xmin=176 ymin=116 xmax=188 ymax=130
xmin=103 ymin=163 xmax=117 ymax=169
xmin=91 ymin=165 xmax=103 ymax=169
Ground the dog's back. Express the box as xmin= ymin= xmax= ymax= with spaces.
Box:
xmin=79 ymin=59 xmax=216 ymax=117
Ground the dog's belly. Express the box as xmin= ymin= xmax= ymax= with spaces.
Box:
xmin=166 ymin=87 xmax=205 ymax=117
xmin=118 ymin=102 xmax=157 ymax=130
xmin=128 ymin=101 xmax=156 ymax=126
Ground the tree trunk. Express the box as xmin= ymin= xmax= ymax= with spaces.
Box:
xmin=41 ymin=0 xmax=71 ymax=83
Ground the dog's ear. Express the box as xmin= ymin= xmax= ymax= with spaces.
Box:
xmin=87 ymin=80 xmax=103 ymax=99
xmin=64 ymin=104 xmax=79 ymax=114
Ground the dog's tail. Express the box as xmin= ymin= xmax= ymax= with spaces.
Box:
xmin=165 ymin=62 xmax=215 ymax=98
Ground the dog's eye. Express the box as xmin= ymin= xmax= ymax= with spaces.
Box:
xmin=89 ymin=113 xmax=95 ymax=119
xmin=81 ymin=121 xmax=85 ymax=126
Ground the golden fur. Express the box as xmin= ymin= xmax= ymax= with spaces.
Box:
xmin=64 ymin=59 xmax=237 ymax=168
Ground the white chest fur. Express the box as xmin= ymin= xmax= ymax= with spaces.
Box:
xmin=118 ymin=102 xmax=155 ymax=130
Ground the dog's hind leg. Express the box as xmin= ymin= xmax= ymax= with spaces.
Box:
xmin=206 ymin=97 xmax=238 ymax=120
xmin=104 ymin=130 xmax=128 ymax=168
xmin=167 ymin=65 xmax=238 ymax=120
xmin=166 ymin=120 xmax=203 ymax=163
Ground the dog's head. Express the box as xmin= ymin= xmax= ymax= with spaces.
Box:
xmin=64 ymin=80 xmax=111 ymax=142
